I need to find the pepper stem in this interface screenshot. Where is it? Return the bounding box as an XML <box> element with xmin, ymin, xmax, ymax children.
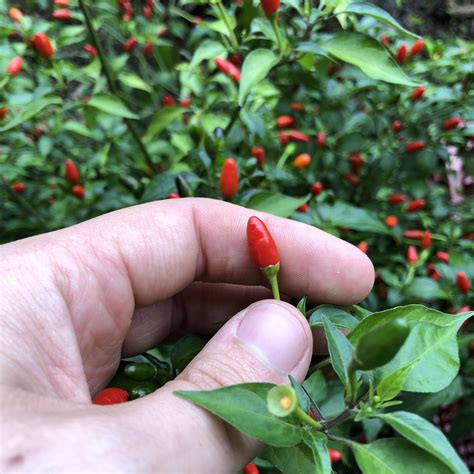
<box><xmin>270</xmin><ymin>15</ymin><xmax>283</xmax><ymax>53</ymax></box>
<box><xmin>295</xmin><ymin>406</ymin><xmax>322</xmax><ymax>429</ymax></box>
<box><xmin>261</xmin><ymin>263</ymin><xmax>281</xmax><ymax>300</ymax></box>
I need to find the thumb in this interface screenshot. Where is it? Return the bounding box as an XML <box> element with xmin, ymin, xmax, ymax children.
<box><xmin>121</xmin><ymin>300</ymin><xmax>313</xmax><ymax>473</ymax></box>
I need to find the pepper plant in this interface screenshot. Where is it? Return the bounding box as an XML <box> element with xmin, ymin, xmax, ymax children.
<box><xmin>1</xmin><ymin>0</ymin><xmax>473</xmax><ymax>472</ymax></box>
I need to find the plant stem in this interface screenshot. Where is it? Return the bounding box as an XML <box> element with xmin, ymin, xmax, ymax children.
<box><xmin>270</xmin><ymin>15</ymin><xmax>284</xmax><ymax>53</ymax></box>
<box><xmin>224</xmin><ymin>104</ymin><xmax>241</xmax><ymax>136</ymax></box>
<box><xmin>295</xmin><ymin>406</ymin><xmax>322</xmax><ymax>429</ymax></box>
<box><xmin>269</xmin><ymin>273</ymin><xmax>281</xmax><ymax>300</ymax></box>
<box><xmin>77</xmin><ymin>0</ymin><xmax>155</xmax><ymax>172</ymax></box>
<box><xmin>216</xmin><ymin>0</ymin><xmax>239</xmax><ymax>50</ymax></box>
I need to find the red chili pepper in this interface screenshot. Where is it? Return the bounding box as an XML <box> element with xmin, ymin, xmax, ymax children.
<box><xmin>443</xmin><ymin>117</ymin><xmax>462</xmax><ymax>131</ymax></box>
<box><xmin>276</xmin><ymin>115</ymin><xmax>294</xmax><ymax>129</ymax></box>
<box><xmin>32</xmin><ymin>33</ymin><xmax>54</xmax><ymax>59</ymax></box>
<box><xmin>411</xmin><ymin>86</ymin><xmax>425</xmax><ymax>102</ymax></box>
<box><xmin>92</xmin><ymin>387</ymin><xmax>129</xmax><ymax>405</ymax></box>
<box><xmin>403</xmin><ymin>230</ymin><xmax>424</xmax><ymax>239</ymax></box>
<box><xmin>297</xmin><ymin>203</ymin><xmax>309</xmax><ymax>213</ymax></box>
<box><xmin>6</xmin><ymin>56</ymin><xmax>22</xmax><ymax>76</ymax></box>
<box><xmin>380</xmin><ymin>35</ymin><xmax>390</xmax><ymax>46</ymax></box>
<box><xmin>395</xmin><ymin>44</ymin><xmax>407</xmax><ymax>64</ymax></box>
<box><xmin>247</xmin><ymin>216</ymin><xmax>280</xmax><ymax>268</ymax></box>
<box><xmin>124</xmin><ymin>37</ymin><xmax>138</xmax><ymax>53</ymax></box>
<box><xmin>316</xmin><ymin>132</ymin><xmax>326</xmax><ymax>148</ymax></box>
<box><xmin>349</xmin><ymin>152</ymin><xmax>364</xmax><ymax>172</ymax></box>
<box><xmin>214</xmin><ymin>56</ymin><xmax>241</xmax><ymax>82</ymax></box>
<box><xmin>229</xmin><ymin>53</ymin><xmax>241</xmax><ymax>66</ymax></box>
<box><xmin>12</xmin><ymin>182</ymin><xmax>25</xmax><ymax>193</ymax></box>
<box><xmin>72</xmin><ymin>184</ymin><xmax>85</xmax><ymax>199</ymax></box>
<box><xmin>406</xmin><ymin>199</ymin><xmax>426</xmax><ymax>212</ymax></box>
<box><xmin>220</xmin><ymin>158</ymin><xmax>239</xmax><ymax>198</ymax></box>
<box><xmin>293</xmin><ymin>153</ymin><xmax>311</xmax><ymax>169</ymax></box>
<box><xmin>55</xmin><ymin>0</ymin><xmax>69</xmax><ymax>6</ymax></box>
<box><xmin>385</xmin><ymin>215</ymin><xmax>398</xmax><ymax>228</ymax></box>
<box><xmin>167</xmin><ymin>192</ymin><xmax>180</xmax><ymax>199</ymax></box>
<box><xmin>410</xmin><ymin>39</ymin><xmax>424</xmax><ymax>56</ymax></box>
<box><xmin>391</xmin><ymin>120</ymin><xmax>401</xmax><ymax>133</ymax></box>
<box><xmin>329</xmin><ymin>449</ymin><xmax>342</xmax><ymax>464</ymax></box>
<box><xmin>84</xmin><ymin>44</ymin><xmax>97</xmax><ymax>57</ymax></box>
<box><xmin>9</xmin><ymin>7</ymin><xmax>23</xmax><ymax>21</ymax></box>
<box><xmin>143</xmin><ymin>5</ymin><xmax>152</xmax><ymax>19</ymax></box>
<box><xmin>344</xmin><ymin>173</ymin><xmax>359</xmax><ymax>186</ymax></box>
<box><xmin>405</xmin><ymin>141</ymin><xmax>425</xmax><ymax>153</ymax></box>
<box><xmin>427</xmin><ymin>264</ymin><xmax>441</xmax><ymax>281</ymax></box>
<box><xmin>457</xmin><ymin>306</ymin><xmax>471</xmax><ymax>314</ymax></box>
<box><xmin>243</xmin><ymin>463</ymin><xmax>259</xmax><ymax>474</ymax></box>
<box><xmin>436</xmin><ymin>251</ymin><xmax>449</xmax><ymax>263</ymax></box>
<box><xmin>456</xmin><ymin>272</ymin><xmax>470</xmax><ymax>294</ymax></box>
<box><xmin>311</xmin><ymin>181</ymin><xmax>324</xmax><ymax>196</ymax></box>
<box><xmin>278</xmin><ymin>132</ymin><xmax>290</xmax><ymax>146</ymax></box>
<box><xmin>357</xmin><ymin>241</ymin><xmax>368</xmax><ymax>254</ymax></box>
<box><xmin>291</xmin><ymin>101</ymin><xmax>305</xmax><ymax>112</ymax></box>
<box><xmin>407</xmin><ymin>245</ymin><xmax>418</xmax><ymax>265</ymax></box>
<box><xmin>0</xmin><ymin>106</ymin><xmax>9</xmax><ymax>120</ymax></box>
<box><xmin>260</xmin><ymin>0</ymin><xmax>280</xmax><ymax>15</ymax></box>
<box><xmin>251</xmin><ymin>146</ymin><xmax>265</xmax><ymax>167</ymax></box>
<box><xmin>65</xmin><ymin>159</ymin><xmax>80</xmax><ymax>184</ymax></box>
<box><xmin>144</xmin><ymin>41</ymin><xmax>153</xmax><ymax>57</ymax></box>
<box><xmin>194</xmin><ymin>16</ymin><xmax>203</xmax><ymax>25</ymax></box>
<box><xmin>388</xmin><ymin>193</ymin><xmax>406</xmax><ymax>204</ymax></box>
<box><xmin>161</xmin><ymin>94</ymin><xmax>176</xmax><ymax>107</ymax></box>
<box><xmin>421</xmin><ymin>230</ymin><xmax>431</xmax><ymax>249</ymax></box>
<box><xmin>179</xmin><ymin>98</ymin><xmax>191</xmax><ymax>108</ymax></box>
<box><xmin>288</xmin><ymin>130</ymin><xmax>310</xmax><ymax>142</ymax></box>
<box><xmin>52</xmin><ymin>9</ymin><xmax>71</xmax><ymax>20</ymax></box>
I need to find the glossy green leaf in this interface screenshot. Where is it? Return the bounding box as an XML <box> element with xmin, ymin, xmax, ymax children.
<box><xmin>353</xmin><ymin>438</ymin><xmax>452</xmax><ymax>474</ymax></box>
<box><xmin>143</xmin><ymin>106</ymin><xmax>184</xmax><ymax>143</ymax></box>
<box><xmin>171</xmin><ymin>335</ymin><xmax>208</xmax><ymax>372</ymax></box>
<box><xmin>88</xmin><ymin>94</ymin><xmax>139</xmax><ymax>119</ymax></box>
<box><xmin>118</xmin><ymin>73</ymin><xmax>153</xmax><ymax>92</ymax></box>
<box><xmin>374</xmin><ymin>411</ymin><xmax>468</xmax><ymax>474</ymax></box>
<box><xmin>302</xmin><ymin>431</ymin><xmax>331</xmax><ymax>474</ymax></box>
<box><xmin>238</xmin><ymin>49</ymin><xmax>279</xmax><ymax>106</ymax></box>
<box><xmin>245</xmin><ymin>192</ymin><xmax>308</xmax><ymax>218</ymax></box>
<box><xmin>175</xmin><ymin>383</ymin><xmax>302</xmax><ymax>446</ymax></box>
<box><xmin>321</xmin><ymin>33</ymin><xmax>420</xmax><ymax>86</ymax></box>
<box><xmin>288</xmin><ymin>375</ymin><xmax>310</xmax><ymax>414</ymax></box>
<box><xmin>376</xmin><ymin>364</ymin><xmax>412</xmax><ymax>401</ymax></box>
<box><xmin>346</xmin><ymin>3</ymin><xmax>420</xmax><ymax>38</ymax></box>
<box><xmin>190</xmin><ymin>40</ymin><xmax>227</xmax><ymax>69</ymax></box>
<box><xmin>309</xmin><ymin>305</ymin><xmax>359</xmax><ymax>330</ymax></box>
<box><xmin>303</xmin><ymin>370</ymin><xmax>328</xmax><ymax>405</ymax></box>
<box><xmin>321</xmin><ymin>316</ymin><xmax>353</xmax><ymax>385</ymax></box>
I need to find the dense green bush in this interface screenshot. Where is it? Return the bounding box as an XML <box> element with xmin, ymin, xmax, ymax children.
<box><xmin>1</xmin><ymin>1</ymin><xmax>473</xmax><ymax>472</ymax></box>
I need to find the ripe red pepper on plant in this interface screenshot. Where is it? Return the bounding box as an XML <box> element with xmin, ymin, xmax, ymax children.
<box><xmin>456</xmin><ymin>272</ymin><xmax>470</xmax><ymax>294</ymax></box>
<box><xmin>380</xmin><ymin>34</ymin><xmax>390</xmax><ymax>46</ymax></box>
<box><xmin>55</xmin><ymin>0</ymin><xmax>69</xmax><ymax>6</ymax></box>
<box><xmin>72</xmin><ymin>184</ymin><xmax>85</xmax><ymax>199</ymax></box>
<box><xmin>288</xmin><ymin>130</ymin><xmax>310</xmax><ymax>142</ymax></box>
<box><xmin>143</xmin><ymin>5</ymin><xmax>153</xmax><ymax>19</ymax></box>
<box><xmin>385</xmin><ymin>215</ymin><xmax>398</xmax><ymax>228</ymax></box>
<box><xmin>144</xmin><ymin>41</ymin><xmax>154</xmax><ymax>57</ymax></box>
<box><xmin>344</xmin><ymin>173</ymin><xmax>360</xmax><ymax>186</ymax></box>
<box><xmin>12</xmin><ymin>182</ymin><xmax>25</xmax><ymax>193</ymax></box>
<box><xmin>8</xmin><ymin>7</ymin><xmax>23</xmax><ymax>21</ymax></box>
<box><xmin>7</xmin><ymin>56</ymin><xmax>23</xmax><ymax>76</ymax></box>
<box><xmin>329</xmin><ymin>449</ymin><xmax>342</xmax><ymax>464</ymax></box>
<box><xmin>84</xmin><ymin>44</ymin><xmax>97</xmax><ymax>57</ymax></box>
<box><xmin>405</xmin><ymin>141</ymin><xmax>425</xmax><ymax>153</ymax></box>
<box><xmin>388</xmin><ymin>193</ymin><xmax>406</xmax><ymax>204</ymax></box>
<box><xmin>357</xmin><ymin>241</ymin><xmax>368</xmax><ymax>254</ymax></box>
<box><xmin>0</xmin><ymin>106</ymin><xmax>9</xmax><ymax>120</ymax></box>
<box><xmin>395</xmin><ymin>44</ymin><xmax>407</xmax><ymax>64</ymax></box>
<box><xmin>436</xmin><ymin>251</ymin><xmax>449</xmax><ymax>263</ymax></box>
<box><xmin>247</xmin><ymin>216</ymin><xmax>281</xmax><ymax>299</ymax></box>
<box><xmin>32</xmin><ymin>33</ymin><xmax>54</xmax><ymax>59</ymax></box>
<box><xmin>161</xmin><ymin>94</ymin><xmax>176</xmax><ymax>107</ymax></box>
<box><xmin>403</xmin><ymin>230</ymin><xmax>424</xmax><ymax>239</ymax></box>
<box><xmin>65</xmin><ymin>159</ymin><xmax>80</xmax><ymax>184</ymax></box>
<box><xmin>214</xmin><ymin>56</ymin><xmax>241</xmax><ymax>82</ymax></box>
<box><xmin>349</xmin><ymin>152</ymin><xmax>364</xmax><ymax>172</ymax></box>
<box><xmin>410</xmin><ymin>39</ymin><xmax>425</xmax><ymax>56</ymax></box>
<box><xmin>124</xmin><ymin>37</ymin><xmax>138</xmax><ymax>53</ymax></box>
<box><xmin>316</xmin><ymin>132</ymin><xmax>326</xmax><ymax>148</ymax></box>
<box><xmin>167</xmin><ymin>193</ymin><xmax>180</xmax><ymax>199</ymax></box>
<box><xmin>52</xmin><ymin>9</ymin><xmax>71</xmax><ymax>21</ymax></box>
<box><xmin>421</xmin><ymin>230</ymin><xmax>431</xmax><ymax>249</ymax></box>
<box><xmin>311</xmin><ymin>181</ymin><xmax>324</xmax><ymax>196</ymax></box>
<box><xmin>276</xmin><ymin>115</ymin><xmax>294</xmax><ymax>129</ymax></box>
<box><xmin>297</xmin><ymin>203</ymin><xmax>309</xmax><ymax>213</ymax></box>
<box><xmin>443</xmin><ymin>117</ymin><xmax>462</xmax><ymax>130</ymax></box>
<box><xmin>92</xmin><ymin>387</ymin><xmax>129</xmax><ymax>405</ymax></box>
<box><xmin>407</xmin><ymin>245</ymin><xmax>418</xmax><ymax>265</ymax></box>
<box><xmin>293</xmin><ymin>153</ymin><xmax>311</xmax><ymax>169</ymax></box>
<box><xmin>220</xmin><ymin>158</ymin><xmax>239</xmax><ymax>198</ymax></box>
<box><xmin>391</xmin><ymin>120</ymin><xmax>401</xmax><ymax>133</ymax></box>
<box><xmin>260</xmin><ymin>0</ymin><xmax>280</xmax><ymax>15</ymax></box>
<box><xmin>411</xmin><ymin>86</ymin><xmax>425</xmax><ymax>102</ymax></box>
<box><xmin>251</xmin><ymin>146</ymin><xmax>265</xmax><ymax>167</ymax></box>
<box><xmin>243</xmin><ymin>463</ymin><xmax>259</xmax><ymax>474</ymax></box>
<box><xmin>291</xmin><ymin>101</ymin><xmax>305</xmax><ymax>112</ymax></box>
<box><xmin>406</xmin><ymin>199</ymin><xmax>426</xmax><ymax>212</ymax></box>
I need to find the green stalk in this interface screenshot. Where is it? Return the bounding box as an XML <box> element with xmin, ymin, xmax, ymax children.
<box><xmin>270</xmin><ymin>15</ymin><xmax>283</xmax><ymax>53</ymax></box>
<box><xmin>216</xmin><ymin>0</ymin><xmax>239</xmax><ymax>50</ymax></box>
<box><xmin>268</xmin><ymin>273</ymin><xmax>281</xmax><ymax>301</ymax></box>
<box><xmin>295</xmin><ymin>406</ymin><xmax>322</xmax><ymax>429</ymax></box>
<box><xmin>77</xmin><ymin>0</ymin><xmax>155</xmax><ymax>172</ymax></box>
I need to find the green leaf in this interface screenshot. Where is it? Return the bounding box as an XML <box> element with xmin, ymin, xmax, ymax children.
<box><xmin>88</xmin><ymin>93</ymin><xmax>139</xmax><ymax>119</ymax></box>
<box><xmin>349</xmin><ymin>305</ymin><xmax>473</xmax><ymax>393</ymax></box>
<box><xmin>244</xmin><ymin>192</ymin><xmax>308</xmax><ymax>218</ymax></box>
<box><xmin>0</xmin><ymin>97</ymin><xmax>62</xmax><ymax>132</ymax></box>
<box><xmin>303</xmin><ymin>370</ymin><xmax>328</xmax><ymax>405</ymax></box>
<box><xmin>346</xmin><ymin>3</ymin><xmax>420</xmax><ymax>38</ymax></box>
<box><xmin>175</xmin><ymin>383</ymin><xmax>302</xmax><ymax>446</ymax></box>
<box><xmin>295</xmin><ymin>42</ymin><xmax>333</xmax><ymax>61</ymax></box>
<box><xmin>143</xmin><ymin>106</ymin><xmax>184</xmax><ymax>143</ymax></box>
<box><xmin>288</xmin><ymin>375</ymin><xmax>310</xmax><ymax>414</ymax></box>
<box><xmin>141</xmin><ymin>172</ymin><xmax>200</xmax><ymax>202</ymax></box>
<box><xmin>62</xmin><ymin>121</ymin><xmax>98</xmax><ymax>139</ymax></box>
<box><xmin>238</xmin><ymin>49</ymin><xmax>279</xmax><ymax>106</ymax></box>
<box><xmin>404</xmin><ymin>277</ymin><xmax>448</xmax><ymax>301</ymax></box>
<box><xmin>118</xmin><ymin>73</ymin><xmax>153</xmax><ymax>93</ymax></box>
<box><xmin>309</xmin><ymin>305</ymin><xmax>360</xmax><ymax>330</ymax></box>
<box><xmin>263</xmin><ymin>432</ymin><xmax>330</xmax><ymax>474</ymax></box>
<box><xmin>321</xmin><ymin>316</ymin><xmax>353</xmax><ymax>385</ymax></box>
<box><xmin>321</xmin><ymin>32</ymin><xmax>420</xmax><ymax>86</ymax></box>
<box><xmin>374</xmin><ymin>412</ymin><xmax>468</xmax><ymax>474</ymax></box>
<box><xmin>353</xmin><ymin>438</ymin><xmax>452</xmax><ymax>474</ymax></box>
<box><xmin>171</xmin><ymin>335</ymin><xmax>208</xmax><ymax>372</ymax></box>
<box><xmin>376</xmin><ymin>364</ymin><xmax>412</xmax><ymax>401</ymax></box>
<box><xmin>190</xmin><ymin>40</ymin><xmax>227</xmax><ymax>69</ymax></box>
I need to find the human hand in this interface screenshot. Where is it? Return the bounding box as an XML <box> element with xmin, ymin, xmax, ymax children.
<box><xmin>0</xmin><ymin>198</ymin><xmax>373</xmax><ymax>473</ymax></box>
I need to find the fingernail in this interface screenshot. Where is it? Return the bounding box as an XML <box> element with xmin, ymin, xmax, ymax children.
<box><xmin>236</xmin><ymin>301</ymin><xmax>308</xmax><ymax>374</ymax></box>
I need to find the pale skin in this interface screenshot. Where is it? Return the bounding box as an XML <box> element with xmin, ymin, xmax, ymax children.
<box><xmin>0</xmin><ymin>198</ymin><xmax>374</xmax><ymax>473</ymax></box>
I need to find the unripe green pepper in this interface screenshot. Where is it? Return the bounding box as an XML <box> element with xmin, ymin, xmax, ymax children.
<box><xmin>351</xmin><ymin>318</ymin><xmax>410</xmax><ymax>370</ymax></box>
<box><xmin>129</xmin><ymin>382</ymin><xmax>158</xmax><ymax>399</ymax></box>
<box><xmin>124</xmin><ymin>362</ymin><xmax>158</xmax><ymax>381</ymax></box>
